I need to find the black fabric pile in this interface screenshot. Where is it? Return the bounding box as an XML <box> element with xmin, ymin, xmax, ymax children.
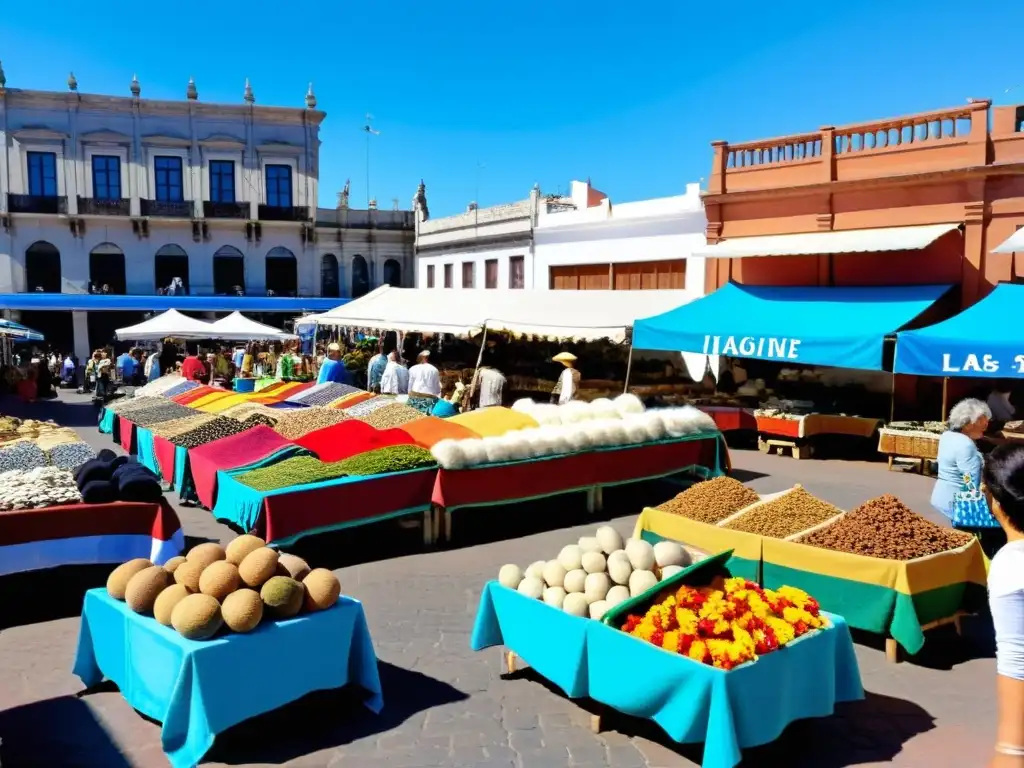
<box><xmin>74</xmin><ymin>449</ymin><xmax>163</xmax><ymax>504</ymax></box>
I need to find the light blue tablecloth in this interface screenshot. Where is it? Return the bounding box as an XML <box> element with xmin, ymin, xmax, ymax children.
<box><xmin>98</xmin><ymin>408</ymin><xmax>114</xmax><ymax>434</ymax></box>
<box><xmin>173</xmin><ymin>446</ymin><xmax>188</xmax><ymax>493</ymax></box>
<box><xmin>471</xmin><ymin>582</ymin><xmax>863</xmax><ymax>768</ymax></box>
<box><xmin>74</xmin><ymin>589</ymin><xmax>383</xmax><ymax>768</ymax></box>
<box><xmin>135</xmin><ymin>427</ymin><xmax>161</xmax><ymax>479</ymax></box>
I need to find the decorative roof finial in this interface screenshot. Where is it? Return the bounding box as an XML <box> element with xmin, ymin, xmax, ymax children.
<box><xmin>67</xmin><ymin>72</ymin><xmax>78</xmax><ymax>92</ymax></box>
<box><xmin>130</xmin><ymin>74</ymin><xmax>140</xmax><ymax>98</ymax></box>
<box><xmin>0</xmin><ymin>61</ymin><xmax>6</xmax><ymax>89</ymax></box>
<box><xmin>186</xmin><ymin>77</ymin><xmax>198</xmax><ymax>100</ymax></box>
<box><xmin>243</xmin><ymin>78</ymin><xmax>254</xmax><ymax>104</ymax></box>
<box><xmin>413</xmin><ymin>179</ymin><xmax>429</xmax><ymax>220</ymax></box>
<box><xmin>305</xmin><ymin>82</ymin><xmax>316</xmax><ymax>109</ymax></box>
<box><xmin>368</xmin><ymin>198</ymin><xmax>378</xmax><ymax>210</ymax></box>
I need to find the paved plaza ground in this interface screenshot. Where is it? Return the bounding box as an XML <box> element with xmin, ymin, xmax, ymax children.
<box><xmin>0</xmin><ymin>392</ymin><xmax>998</xmax><ymax>767</ymax></box>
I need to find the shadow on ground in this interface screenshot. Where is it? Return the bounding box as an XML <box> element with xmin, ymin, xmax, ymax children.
<box><xmin>0</xmin><ymin>394</ymin><xmax>104</xmax><ymax>429</ymax></box>
<box><xmin>851</xmin><ymin>620</ymin><xmax>995</xmax><ymax>670</ymax></box>
<box><xmin>0</xmin><ymin>695</ymin><xmax>133</xmax><ymax>767</ymax></box>
<box><xmin>205</xmin><ymin>661</ymin><xmax>468</xmax><ymax>764</ymax></box>
<box><xmin>0</xmin><ymin>564</ymin><xmax>111</xmax><ymax>629</ymax></box>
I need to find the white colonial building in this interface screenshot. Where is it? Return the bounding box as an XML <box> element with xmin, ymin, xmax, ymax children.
<box><xmin>0</xmin><ymin>65</ymin><xmax>413</xmax><ymax>359</ymax></box>
<box><xmin>413</xmin><ymin>179</ymin><xmax>707</xmax><ymax>294</ymax></box>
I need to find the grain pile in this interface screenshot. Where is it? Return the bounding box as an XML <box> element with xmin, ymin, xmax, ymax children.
<box><xmin>342</xmin><ymin>396</ymin><xmax>394</xmax><ymax>418</ymax></box>
<box><xmin>149</xmin><ymin>413</ymin><xmax>219</xmax><ymax>438</ymax></box>
<box><xmin>161</xmin><ymin>380</ymin><xmax>202</xmax><ymax>398</ymax></box>
<box><xmin>334</xmin><ymin>444</ymin><xmax>435</xmax><ymax>476</ymax></box>
<box><xmin>235</xmin><ymin>456</ymin><xmax>347</xmax><ymax>491</ymax></box>
<box><xmin>0</xmin><ymin>466</ymin><xmax>81</xmax><ymax>510</ymax></box>
<box><xmin>272</xmin><ymin>408</ymin><xmax>350</xmax><ymax>440</ymax></box>
<box><xmin>47</xmin><ymin>442</ymin><xmax>96</xmax><ymax>471</ymax></box>
<box><xmin>358</xmin><ymin>402</ymin><xmax>424</xmax><ymax>429</ymax></box>
<box><xmin>328</xmin><ymin>391</ymin><xmax>374</xmax><ymax>409</ymax></box>
<box><xmin>34</xmin><ymin>428</ymin><xmax>81</xmax><ymax>450</ymax></box>
<box><xmin>220</xmin><ymin>403</ymin><xmax>278</xmax><ymax>421</ymax></box>
<box><xmin>723</xmin><ymin>486</ymin><xmax>841</xmax><ymax>538</ymax></box>
<box><xmin>656</xmin><ymin>476</ymin><xmax>760</xmax><ymax>523</ymax></box>
<box><xmin>294</xmin><ymin>383</ymin><xmax>362</xmax><ymax>407</ymax></box>
<box><xmin>0</xmin><ymin>440</ymin><xmax>48</xmax><ymax>472</ymax></box>
<box><xmin>800</xmin><ymin>494</ymin><xmax>974</xmax><ymax>560</ymax></box>
<box><xmin>171</xmin><ymin>418</ymin><xmax>251</xmax><ymax>449</ymax></box>
<box><xmin>240</xmin><ymin>413</ymin><xmax>278</xmax><ymax>429</ymax></box>
<box><xmin>127</xmin><ymin>403</ymin><xmax>198</xmax><ymax>428</ymax></box>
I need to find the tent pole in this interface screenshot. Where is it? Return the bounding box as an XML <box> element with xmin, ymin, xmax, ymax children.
<box><xmin>941</xmin><ymin>376</ymin><xmax>948</xmax><ymax>422</ymax></box>
<box><xmin>467</xmin><ymin>325</ymin><xmax>488</xmax><ymax>409</ymax></box>
<box><xmin>889</xmin><ymin>372</ymin><xmax>896</xmax><ymax>424</ymax></box>
<box><xmin>623</xmin><ymin>344</ymin><xmax>635</xmax><ymax>395</ymax></box>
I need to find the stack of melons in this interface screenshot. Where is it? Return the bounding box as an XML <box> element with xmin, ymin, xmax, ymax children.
<box><xmin>496</xmin><ymin>525</ymin><xmax>693</xmax><ymax>620</ymax></box>
<box><xmin>105</xmin><ymin>534</ymin><xmax>343</xmax><ymax>640</ymax></box>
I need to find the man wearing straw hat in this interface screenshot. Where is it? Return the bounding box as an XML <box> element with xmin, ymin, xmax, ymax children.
<box><xmin>550</xmin><ymin>351</ymin><xmax>580</xmax><ymax>404</ymax></box>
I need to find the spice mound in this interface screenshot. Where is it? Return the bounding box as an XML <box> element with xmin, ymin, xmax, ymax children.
<box><xmin>657</xmin><ymin>476</ymin><xmax>759</xmax><ymax>524</ymax></box>
<box><xmin>723</xmin><ymin>486</ymin><xmax>840</xmax><ymax>539</ymax></box>
<box><xmin>235</xmin><ymin>456</ymin><xmax>346</xmax><ymax>491</ymax></box>
<box><xmin>800</xmin><ymin>494</ymin><xmax>974</xmax><ymax>560</ymax></box>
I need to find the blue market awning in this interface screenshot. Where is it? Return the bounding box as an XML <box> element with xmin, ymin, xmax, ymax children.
<box><xmin>896</xmin><ymin>283</ymin><xmax>1024</xmax><ymax>378</ymax></box>
<box><xmin>0</xmin><ymin>318</ymin><xmax>44</xmax><ymax>342</ymax></box>
<box><xmin>633</xmin><ymin>282</ymin><xmax>952</xmax><ymax>371</ymax></box>
<box><xmin>0</xmin><ymin>293</ymin><xmax>346</xmax><ymax>313</ymax></box>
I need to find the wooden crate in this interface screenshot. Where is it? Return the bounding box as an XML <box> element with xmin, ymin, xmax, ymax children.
<box><xmin>878</xmin><ymin>431</ymin><xmax>939</xmax><ymax>460</ymax></box>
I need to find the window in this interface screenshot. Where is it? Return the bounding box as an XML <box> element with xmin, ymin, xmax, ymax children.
<box><xmin>485</xmin><ymin>259</ymin><xmax>498</xmax><ymax>289</ymax></box>
<box><xmin>462</xmin><ymin>262</ymin><xmax>475</xmax><ymax>289</ymax></box>
<box><xmin>443</xmin><ymin>264</ymin><xmax>453</xmax><ymax>288</ymax></box>
<box><xmin>209</xmin><ymin>160</ymin><xmax>235</xmax><ymax>203</ymax></box>
<box><xmin>27</xmin><ymin>152</ymin><xmax>57</xmax><ymax>197</ymax></box>
<box><xmin>154</xmin><ymin>156</ymin><xmax>184</xmax><ymax>202</ymax></box>
<box><xmin>266</xmin><ymin>165</ymin><xmax>292</xmax><ymax>207</ymax></box>
<box><xmin>91</xmin><ymin>156</ymin><xmax>121</xmax><ymax>200</ymax></box>
<box><xmin>509</xmin><ymin>256</ymin><xmax>525</xmax><ymax>289</ymax></box>
<box><xmin>426</xmin><ymin>265</ymin><xmax>435</xmax><ymax>288</ymax></box>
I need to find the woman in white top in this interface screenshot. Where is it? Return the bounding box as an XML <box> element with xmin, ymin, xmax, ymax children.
<box><xmin>982</xmin><ymin>443</ymin><xmax>1024</xmax><ymax>766</ymax></box>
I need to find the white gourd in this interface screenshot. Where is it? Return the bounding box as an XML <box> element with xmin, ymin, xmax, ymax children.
<box><xmin>578</xmin><ymin>536</ymin><xmax>602</xmax><ymax>554</ymax></box>
<box><xmin>584</xmin><ymin>572</ymin><xmax>611</xmax><ymax>603</ymax></box>
<box><xmin>525</xmin><ymin>560</ymin><xmax>546</xmax><ymax>581</ymax></box>
<box><xmin>625</xmin><ymin>538</ymin><xmax>656</xmax><ymax>571</ymax></box>
<box><xmin>629</xmin><ymin>569</ymin><xmax>658</xmax><ymax>597</ymax></box>
<box><xmin>589</xmin><ymin>600</ymin><xmax>610</xmax><ymax>620</ymax></box>
<box><xmin>543</xmin><ymin>586</ymin><xmax>567</xmax><ymax>608</ymax></box>
<box><xmin>562</xmin><ymin>592</ymin><xmax>589</xmax><ymax>617</ymax></box>
<box><xmin>581</xmin><ymin>551</ymin><xmax>607</xmax><ymax>574</ymax></box>
<box><xmin>558</xmin><ymin>544</ymin><xmax>583</xmax><ymax>571</ymax></box>
<box><xmin>660</xmin><ymin>565</ymin><xmax>683</xmax><ymax>580</ymax></box>
<box><xmin>563</xmin><ymin>568</ymin><xmax>587</xmax><ymax>593</ymax></box>
<box><xmin>517</xmin><ymin>576</ymin><xmax>544</xmax><ymax>599</ymax></box>
<box><xmin>595</xmin><ymin>526</ymin><xmax>624</xmax><ymax>555</ymax></box>
<box><xmin>654</xmin><ymin>541</ymin><xmax>688</xmax><ymax>568</ymax></box>
<box><xmin>498</xmin><ymin>564</ymin><xmax>523</xmax><ymax>589</ymax></box>
<box><xmin>606</xmin><ymin>585</ymin><xmax>630</xmax><ymax>607</ymax></box>
<box><xmin>607</xmin><ymin>553</ymin><xmax>632</xmax><ymax>586</ymax></box>
<box><xmin>542</xmin><ymin>560</ymin><xmax>567</xmax><ymax>588</ymax></box>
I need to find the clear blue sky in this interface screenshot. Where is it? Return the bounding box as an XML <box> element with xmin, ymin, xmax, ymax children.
<box><xmin>0</xmin><ymin>1</ymin><xmax>1019</xmax><ymax>217</ymax></box>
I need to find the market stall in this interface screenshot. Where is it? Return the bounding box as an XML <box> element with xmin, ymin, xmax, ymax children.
<box><xmin>877</xmin><ymin>421</ymin><xmax>944</xmax><ymax>472</ymax></box>
<box><xmin>633</xmin><ymin>283</ymin><xmax>952</xmax><ymax>459</ymax></box>
<box><xmin>114</xmin><ymin>309</ymin><xmax>216</xmax><ymax>341</ymax></box>
<box><xmin>633</xmin><ymin>477</ymin><xmax>986</xmax><ymax>660</ymax></box>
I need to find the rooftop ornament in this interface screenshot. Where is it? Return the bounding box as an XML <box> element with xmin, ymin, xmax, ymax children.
<box><xmin>305</xmin><ymin>82</ymin><xmax>316</xmax><ymax>109</ymax></box>
<box><xmin>0</xmin><ymin>60</ymin><xmax>6</xmax><ymax>88</ymax></box>
<box><xmin>187</xmin><ymin>77</ymin><xmax>198</xmax><ymax>100</ymax></box>
<box><xmin>130</xmin><ymin>73</ymin><xmax>140</xmax><ymax>98</ymax></box>
<box><xmin>243</xmin><ymin>78</ymin><xmax>254</xmax><ymax>104</ymax></box>
<box><xmin>67</xmin><ymin>72</ymin><xmax>78</xmax><ymax>92</ymax></box>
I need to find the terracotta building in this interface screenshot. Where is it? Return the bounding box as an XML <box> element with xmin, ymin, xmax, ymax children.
<box><xmin>699</xmin><ymin>98</ymin><xmax>1024</xmax><ymax>309</ymax></box>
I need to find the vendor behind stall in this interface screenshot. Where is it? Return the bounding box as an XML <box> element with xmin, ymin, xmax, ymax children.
<box><xmin>989</xmin><ymin>381</ymin><xmax>1017</xmax><ymax>423</ymax></box>
<box><xmin>550</xmin><ymin>352</ymin><xmax>580</xmax><ymax>404</ymax></box>
<box><xmin>181</xmin><ymin>349</ymin><xmax>206</xmax><ymax>382</ymax></box>
<box><xmin>317</xmin><ymin>343</ymin><xmax>352</xmax><ymax>384</ymax></box>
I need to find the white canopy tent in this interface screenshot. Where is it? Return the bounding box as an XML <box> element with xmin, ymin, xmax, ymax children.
<box><xmin>208</xmin><ymin>312</ymin><xmax>298</xmax><ymax>341</ymax></box>
<box><xmin>114</xmin><ymin>309</ymin><xmax>215</xmax><ymax>341</ymax></box>
<box><xmin>310</xmin><ymin>286</ymin><xmax>698</xmax><ymax>343</ymax></box>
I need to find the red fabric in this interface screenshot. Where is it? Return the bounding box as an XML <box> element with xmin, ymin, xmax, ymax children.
<box><xmin>432</xmin><ymin>436</ymin><xmax>723</xmax><ymax>510</ymax></box>
<box><xmin>756</xmin><ymin>416</ymin><xmax>801</xmax><ymax>438</ymax></box>
<box><xmin>118</xmin><ymin>416</ymin><xmax>134</xmax><ymax>453</ymax></box>
<box><xmin>698</xmin><ymin>406</ymin><xmax>757</xmax><ymax>433</ymax></box>
<box><xmin>153</xmin><ymin>435</ymin><xmax>177</xmax><ymax>481</ymax></box>
<box><xmin>181</xmin><ymin>356</ymin><xmax>207</xmax><ymax>381</ymax></box>
<box><xmin>173</xmin><ymin>386</ymin><xmax>217</xmax><ymax>404</ymax></box>
<box><xmin>17</xmin><ymin>379</ymin><xmax>37</xmax><ymax>402</ymax></box>
<box><xmin>0</xmin><ymin>499</ymin><xmax>181</xmax><ymax>546</ymax></box>
<box><xmin>189</xmin><ymin>426</ymin><xmax>298</xmax><ymax>509</ymax></box>
<box><xmin>261</xmin><ymin>468</ymin><xmax>436</xmax><ymax>543</ymax></box>
<box><xmin>293</xmin><ymin>421</ymin><xmax>415</xmax><ymax>463</ymax></box>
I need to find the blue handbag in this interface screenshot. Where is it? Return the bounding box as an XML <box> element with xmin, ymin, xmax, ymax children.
<box><xmin>951</xmin><ymin>473</ymin><xmax>1000</xmax><ymax>528</ymax></box>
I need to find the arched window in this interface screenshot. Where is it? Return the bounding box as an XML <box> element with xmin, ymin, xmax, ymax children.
<box><xmin>321</xmin><ymin>254</ymin><xmax>340</xmax><ymax>298</ymax></box>
<box><xmin>265</xmin><ymin>246</ymin><xmax>297</xmax><ymax>296</ymax></box>
<box><xmin>383</xmin><ymin>258</ymin><xmax>401</xmax><ymax>287</ymax></box>
<box><xmin>89</xmin><ymin>242</ymin><xmax>126</xmax><ymax>294</ymax></box>
<box><xmin>154</xmin><ymin>244</ymin><xmax>189</xmax><ymax>295</ymax></box>
<box><xmin>213</xmin><ymin>245</ymin><xmax>245</xmax><ymax>295</ymax></box>
<box><xmin>24</xmin><ymin>241</ymin><xmax>61</xmax><ymax>293</ymax></box>
<box><xmin>351</xmin><ymin>255</ymin><xmax>369</xmax><ymax>298</ymax></box>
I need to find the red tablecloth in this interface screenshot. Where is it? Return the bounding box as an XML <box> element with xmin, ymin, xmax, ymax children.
<box><xmin>0</xmin><ymin>499</ymin><xmax>184</xmax><ymax>576</ymax></box>
<box><xmin>189</xmin><ymin>426</ymin><xmax>301</xmax><ymax>510</ymax></box>
<box><xmin>756</xmin><ymin>416</ymin><xmax>802</xmax><ymax>439</ymax></box>
<box><xmin>293</xmin><ymin>421</ymin><xmax>415</xmax><ymax>463</ymax></box>
<box><xmin>260</xmin><ymin>468</ymin><xmax>437</xmax><ymax>544</ymax></box>
<box><xmin>118</xmin><ymin>416</ymin><xmax>134</xmax><ymax>453</ymax></box>
<box><xmin>432</xmin><ymin>434</ymin><xmax>724</xmax><ymax>511</ymax></box>
<box><xmin>698</xmin><ymin>406</ymin><xmax>757</xmax><ymax>433</ymax></box>
<box><xmin>172</xmin><ymin>386</ymin><xmax>219</xmax><ymax>404</ymax></box>
<box><xmin>153</xmin><ymin>435</ymin><xmax>178</xmax><ymax>483</ymax></box>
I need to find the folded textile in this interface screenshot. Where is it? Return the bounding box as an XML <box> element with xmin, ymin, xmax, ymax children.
<box><xmin>81</xmin><ymin>479</ymin><xmax>117</xmax><ymax>504</ymax></box>
<box><xmin>116</xmin><ymin>471</ymin><xmax>162</xmax><ymax>503</ymax></box>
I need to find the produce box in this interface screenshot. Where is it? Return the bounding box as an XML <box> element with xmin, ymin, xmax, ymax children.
<box><xmin>754</xmin><ymin>414</ymin><xmax>803</xmax><ymax>438</ymax></box>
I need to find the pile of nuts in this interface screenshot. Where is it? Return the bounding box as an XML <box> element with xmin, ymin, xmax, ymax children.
<box><xmin>800</xmin><ymin>494</ymin><xmax>974</xmax><ymax>560</ymax></box>
<box><xmin>657</xmin><ymin>476</ymin><xmax>760</xmax><ymax>524</ymax></box>
<box><xmin>723</xmin><ymin>486</ymin><xmax>841</xmax><ymax>538</ymax></box>
<box><xmin>0</xmin><ymin>440</ymin><xmax>48</xmax><ymax>473</ymax></box>
<box><xmin>0</xmin><ymin>466</ymin><xmax>81</xmax><ymax>510</ymax></box>
<box><xmin>235</xmin><ymin>456</ymin><xmax>345</xmax><ymax>491</ymax></box>
<box><xmin>272</xmin><ymin>408</ymin><xmax>350</xmax><ymax>440</ymax></box>
<box><xmin>171</xmin><ymin>417</ymin><xmax>250</xmax><ymax>449</ymax></box>
<box><xmin>127</xmin><ymin>403</ymin><xmax>198</xmax><ymax>428</ymax></box>
<box><xmin>358</xmin><ymin>403</ymin><xmax>425</xmax><ymax>430</ymax></box>
<box><xmin>342</xmin><ymin>396</ymin><xmax>394</xmax><ymax>418</ymax></box>
<box><xmin>150</xmin><ymin>413</ymin><xmax>219</xmax><ymax>438</ymax></box>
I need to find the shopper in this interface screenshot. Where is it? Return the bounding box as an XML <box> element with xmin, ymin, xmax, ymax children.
<box><xmin>317</xmin><ymin>343</ymin><xmax>352</xmax><ymax>384</ymax></box>
<box><xmin>380</xmin><ymin>350</ymin><xmax>409</xmax><ymax>395</ymax></box>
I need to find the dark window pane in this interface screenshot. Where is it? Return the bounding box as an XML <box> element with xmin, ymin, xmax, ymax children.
<box><xmin>92</xmin><ymin>156</ymin><xmax>121</xmax><ymax>200</ymax></box>
<box><xmin>210</xmin><ymin>160</ymin><xmax>235</xmax><ymax>203</ymax></box>
<box><xmin>154</xmin><ymin>156</ymin><xmax>184</xmax><ymax>202</ymax></box>
<box><xmin>27</xmin><ymin>152</ymin><xmax>58</xmax><ymax>197</ymax></box>
<box><xmin>266</xmin><ymin>165</ymin><xmax>292</xmax><ymax>207</ymax></box>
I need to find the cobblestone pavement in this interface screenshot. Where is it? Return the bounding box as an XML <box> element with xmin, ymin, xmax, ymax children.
<box><xmin>0</xmin><ymin>393</ymin><xmax>997</xmax><ymax>767</ymax></box>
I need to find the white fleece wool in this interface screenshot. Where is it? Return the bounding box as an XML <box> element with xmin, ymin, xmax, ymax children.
<box><xmin>622</xmin><ymin>416</ymin><xmax>649</xmax><ymax>444</ymax></box>
<box><xmin>531</xmin><ymin>404</ymin><xmax>563</xmax><ymax>426</ymax></box>
<box><xmin>511</xmin><ymin>398</ymin><xmax>537</xmax><ymax>413</ymax></box>
<box><xmin>602</xmin><ymin>421</ymin><xmax>628</xmax><ymax>446</ymax></box>
<box><xmin>482</xmin><ymin>436</ymin><xmax>511</xmax><ymax>464</ymax></box>
<box><xmin>431</xmin><ymin>439</ymin><xmax>467</xmax><ymax>470</ymax></box>
<box><xmin>640</xmin><ymin>412</ymin><xmax>667</xmax><ymax>441</ymax></box>
<box><xmin>563</xmin><ymin>423</ymin><xmax>594</xmax><ymax>452</ymax></box>
<box><xmin>589</xmin><ymin>398</ymin><xmax>620</xmax><ymax>421</ymax></box>
<box><xmin>460</xmin><ymin>438</ymin><xmax>489</xmax><ymax>467</ymax></box>
<box><xmin>559</xmin><ymin>400</ymin><xmax>593</xmax><ymax>425</ymax></box>
<box><xmin>613</xmin><ymin>393</ymin><xmax>645</xmax><ymax>417</ymax></box>
<box><xmin>503</xmin><ymin>432</ymin><xmax>534</xmax><ymax>461</ymax></box>
<box><xmin>678</xmin><ymin>405</ymin><xmax>718</xmax><ymax>433</ymax></box>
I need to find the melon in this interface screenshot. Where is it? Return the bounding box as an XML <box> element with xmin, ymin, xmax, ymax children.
<box><xmin>589</xmin><ymin>600</ymin><xmax>610</xmax><ymax>620</ymax></box>
<box><xmin>173</xmin><ymin>560</ymin><xmax>204</xmax><ymax>593</ymax></box>
<box><xmin>185</xmin><ymin>542</ymin><xmax>226</xmax><ymax>571</ymax></box>
<box><xmin>302</xmin><ymin>569</ymin><xmax>341</xmax><ymax>612</ymax></box>
<box><xmin>124</xmin><ymin>566</ymin><xmax>170</xmax><ymax>614</ymax></box>
<box><xmin>517</xmin><ymin>576</ymin><xmax>544</xmax><ymax>599</ymax></box>
<box><xmin>162</xmin><ymin>556</ymin><xmax>186</xmax><ymax>574</ymax></box>
<box><xmin>596</xmin><ymin>526</ymin><xmax>624</xmax><ymax>555</ymax></box>
<box><xmin>606</xmin><ymin>585</ymin><xmax>630</xmax><ymax>608</ymax></box>
<box><xmin>581</xmin><ymin>551</ymin><xmax>606</xmax><ymax>575</ymax></box>
<box><xmin>260</xmin><ymin>576</ymin><xmax>305</xmax><ymax>619</ymax></box>
<box><xmin>654</xmin><ymin>541</ymin><xmax>688</xmax><ymax>568</ymax></box>
<box><xmin>629</xmin><ymin>569</ymin><xmax>658</xmax><ymax>597</ymax></box>
<box><xmin>625</xmin><ymin>539</ymin><xmax>656</xmax><ymax>571</ymax></box>
<box><xmin>221</xmin><ymin>589</ymin><xmax>263</xmax><ymax>633</ymax></box>
<box><xmin>106</xmin><ymin>558</ymin><xmax>152</xmax><ymax>600</ymax></box>
<box><xmin>198</xmin><ymin>561</ymin><xmax>241</xmax><ymax>601</ymax></box>
<box><xmin>498</xmin><ymin>564</ymin><xmax>523</xmax><ymax>589</ymax></box>
<box><xmin>154</xmin><ymin>583</ymin><xmax>191</xmax><ymax>626</ymax></box>
<box><xmin>225</xmin><ymin>534</ymin><xmax>266</xmax><ymax>566</ymax></box>
<box><xmin>563</xmin><ymin>568</ymin><xmax>587</xmax><ymax>593</ymax></box>
<box><xmin>277</xmin><ymin>553</ymin><xmax>311</xmax><ymax>581</ymax></box>
<box><xmin>542</xmin><ymin>560</ymin><xmax>567</xmax><ymax>588</ymax></box>
<box><xmin>557</xmin><ymin>544</ymin><xmax>583</xmax><ymax>571</ymax></box>
<box><xmin>542</xmin><ymin>586</ymin><xmax>567</xmax><ymax>608</ymax></box>
<box><xmin>238</xmin><ymin>547</ymin><xmax>280</xmax><ymax>588</ymax></box>
<box><xmin>562</xmin><ymin>593</ymin><xmax>589</xmax><ymax>617</ymax></box>
<box><xmin>171</xmin><ymin>593</ymin><xmax>223</xmax><ymax>640</ymax></box>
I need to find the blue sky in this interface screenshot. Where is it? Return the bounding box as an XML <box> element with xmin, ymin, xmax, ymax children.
<box><xmin>0</xmin><ymin>1</ymin><xmax>1020</xmax><ymax>217</ymax></box>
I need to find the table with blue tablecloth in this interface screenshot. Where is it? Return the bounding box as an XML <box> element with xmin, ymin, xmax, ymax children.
<box><xmin>471</xmin><ymin>582</ymin><xmax>863</xmax><ymax>768</ymax></box>
<box><xmin>98</xmin><ymin>407</ymin><xmax>115</xmax><ymax>434</ymax></box>
<box><xmin>135</xmin><ymin>427</ymin><xmax>161</xmax><ymax>479</ymax></box>
<box><xmin>74</xmin><ymin>589</ymin><xmax>383</xmax><ymax>768</ymax></box>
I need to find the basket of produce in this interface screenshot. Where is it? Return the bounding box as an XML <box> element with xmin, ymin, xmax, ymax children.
<box><xmin>878</xmin><ymin>427</ymin><xmax>941</xmax><ymax>460</ymax></box>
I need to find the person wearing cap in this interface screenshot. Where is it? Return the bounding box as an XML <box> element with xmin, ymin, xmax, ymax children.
<box><xmin>408</xmin><ymin>350</ymin><xmax>441</xmax><ymax>398</ymax></box>
<box><xmin>380</xmin><ymin>349</ymin><xmax>410</xmax><ymax>395</ymax></box>
<box><xmin>550</xmin><ymin>351</ymin><xmax>580</xmax><ymax>404</ymax></box>
<box><xmin>317</xmin><ymin>342</ymin><xmax>352</xmax><ymax>384</ymax></box>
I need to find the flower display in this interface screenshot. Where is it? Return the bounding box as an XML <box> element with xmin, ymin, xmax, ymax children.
<box><xmin>620</xmin><ymin>577</ymin><xmax>828</xmax><ymax>670</ymax></box>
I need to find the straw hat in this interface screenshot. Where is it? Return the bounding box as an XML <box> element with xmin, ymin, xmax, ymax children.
<box><xmin>552</xmin><ymin>352</ymin><xmax>577</xmax><ymax>365</ymax></box>
<box><xmin>417</xmin><ymin>350</ymin><xmax>430</xmax><ymax>359</ymax></box>
<box><xmin>327</xmin><ymin>342</ymin><xmax>341</xmax><ymax>352</ymax></box>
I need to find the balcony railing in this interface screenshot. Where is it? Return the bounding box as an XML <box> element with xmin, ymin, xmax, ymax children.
<box><xmin>7</xmin><ymin>194</ymin><xmax>67</xmax><ymax>215</ymax></box>
<box><xmin>203</xmin><ymin>201</ymin><xmax>250</xmax><ymax>219</ymax></box>
<box><xmin>78</xmin><ymin>197</ymin><xmax>130</xmax><ymax>216</ymax></box>
<box><xmin>259</xmin><ymin>204</ymin><xmax>310</xmax><ymax>222</ymax></box>
<box><xmin>141</xmin><ymin>199</ymin><xmax>193</xmax><ymax>218</ymax></box>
